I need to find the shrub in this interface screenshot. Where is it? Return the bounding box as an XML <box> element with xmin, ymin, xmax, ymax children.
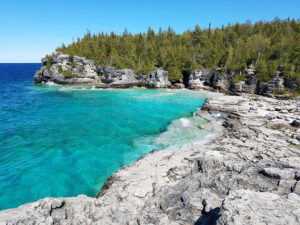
<box><xmin>43</xmin><ymin>55</ymin><xmax>53</xmax><ymax>69</ymax></box>
<box><xmin>168</xmin><ymin>67</ymin><xmax>183</xmax><ymax>82</ymax></box>
<box><xmin>232</xmin><ymin>74</ymin><xmax>246</xmax><ymax>84</ymax></box>
<box><xmin>79</xmin><ymin>66</ymin><xmax>85</xmax><ymax>72</ymax></box>
<box><xmin>58</xmin><ymin>65</ymin><xmax>63</xmax><ymax>73</ymax></box>
<box><xmin>71</xmin><ymin>60</ymin><xmax>76</xmax><ymax>68</ymax></box>
<box><xmin>63</xmin><ymin>70</ymin><xmax>77</xmax><ymax>78</ymax></box>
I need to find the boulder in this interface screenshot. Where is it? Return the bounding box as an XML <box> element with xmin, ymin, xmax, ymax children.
<box><xmin>173</xmin><ymin>83</ymin><xmax>185</xmax><ymax>89</ymax></box>
<box><xmin>291</xmin><ymin>120</ymin><xmax>300</xmax><ymax>128</ymax></box>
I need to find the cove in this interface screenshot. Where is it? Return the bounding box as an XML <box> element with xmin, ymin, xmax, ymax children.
<box><xmin>0</xmin><ymin>64</ymin><xmax>211</xmax><ymax>210</ymax></box>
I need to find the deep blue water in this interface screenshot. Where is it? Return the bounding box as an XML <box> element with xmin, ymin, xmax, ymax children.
<box><xmin>0</xmin><ymin>63</ymin><xmax>209</xmax><ymax>210</ymax></box>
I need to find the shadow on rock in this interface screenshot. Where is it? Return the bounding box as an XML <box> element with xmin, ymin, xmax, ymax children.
<box><xmin>195</xmin><ymin>207</ymin><xmax>220</xmax><ymax>225</ymax></box>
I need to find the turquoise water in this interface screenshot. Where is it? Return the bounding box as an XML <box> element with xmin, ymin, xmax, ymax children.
<box><xmin>0</xmin><ymin>64</ymin><xmax>210</xmax><ymax>210</ymax></box>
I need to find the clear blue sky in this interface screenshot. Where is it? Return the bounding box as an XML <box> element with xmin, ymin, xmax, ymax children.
<box><xmin>1</xmin><ymin>0</ymin><xmax>299</xmax><ymax>62</ymax></box>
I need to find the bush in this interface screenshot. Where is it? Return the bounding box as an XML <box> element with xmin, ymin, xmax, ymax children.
<box><xmin>71</xmin><ymin>60</ymin><xmax>76</xmax><ymax>68</ymax></box>
<box><xmin>43</xmin><ymin>55</ymin><xmax>53</xmax><ymax>69</ymax></box>
<box><xmin>63</xmin><ymin>70</ymin><xmax>77</xmax><ymax>78</ymax></box>
<box><xmin>79</xmin><ymin>66</ymin><xmax>85</xmax><ymax>72</ymax></box>
<box><xmin>232</xmin><ymin>74</ymin><xmax>246</xmax><ymax>84</ymax></box>
<box><xmin>168</xmin><ymin>67</ymin><xmax>183</xmax><ymax>82</ymax></box>
<box><xmin>58</xmin><ymin>65</ymin><xmax>63</xmax><ymax>73</ymax></box>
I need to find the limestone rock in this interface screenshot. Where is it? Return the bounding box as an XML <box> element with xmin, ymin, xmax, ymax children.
<box><xmin>260</xmin><ymin>167</ymin><xmax>296</xmax><ymax>180</ymax></box>
<box><xmin>188</xmin><ymin>69</ymin><xmax>211</xmax><ymax>89</ymax></box>
<box><xmin>146</xmin><ymin>70</ymin><xmax>171</xmax><ymax>88</ymax></box>
<box><xmin>217</xmin><ymin>190</ymin><xmax>300</xmax><ymax>225</ymax></box>
<box><xmin>34</xmin><ymin>52</ymin><xmax>100</xmax><ymax>85</ymax></box>
<box><xmin>99</xmin><ymin>68</ymin><xmax>172</xmax><ymax>88</ymax></box>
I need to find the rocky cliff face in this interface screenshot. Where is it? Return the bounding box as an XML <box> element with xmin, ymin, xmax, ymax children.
<box><xmin>188</xmin><ymin>66</ymin><xmax>299</xmax><ymax>98</ymax></box>
<box><xmin>34</xmin><ymin>52</ymin><xmax>172</xmax><ymax>88</ymax></box>
<box><xmin>34</xmin><ymin>52</ymin><xmax>299</xmax><ymax>97</ymax></box>
<box><xmin>34</xmin><ymin>52</ymin><xmax>101</xmax><ymax>84</ymax></box>
<box><xmin>1</xmin><ymin>94</ymin><xmax>299</xmax><ymax>224</ymax></box>
<box><xmin>144</xmin><ymin>70</ymin><xmax>171</xmax><ymax>88</ymax></box>
<box><xmin>98</xmin><ymin>67</ymin><xmax>171</xmax><ymax>88</ymax></box>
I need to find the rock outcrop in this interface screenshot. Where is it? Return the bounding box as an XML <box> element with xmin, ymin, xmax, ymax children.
<box><xmin>34</xmin><ymin>52</ymin><xmax>172</xmax><ymax>88</ymax></box>
<box><xmin>1</xmin><ymin>94</ymin><xmax>299</xmax><ymax>224</ymax></box>
<box><xmin>99</xmin><ymin>67</ymin><xmax>143</xmax><ymax>88</ymax></box>
<box><xmin>34</xmin><ymin>52</ymin><xmax>101</xmax><ymax>84</ymax></box>
<box><xmin>34</xmin><ymin>53</ymin><xmax>299</xmax><ymax>96</ymax></box>
<box><xmin>188</xmin><ymin>66</ymin><xmax>299</xmax><ymax>98</ymax></box>
<box><xmin>217</xmin><ymin>190</ymin><xmax>300</xmax><ymax>225</ymax></box>
<box><xmin>99</xmin><ymin>68</ymin><xmax>171</xmax><ymax>88</ymax></box>
<box><xmin>144</xmin><ymin>70</ymin><xmax>171</xmax><ymax>88</ymax></box>
<box><xmin>188</xmin><ymin>69</ymin><xmax>212</xmax><ymax>90</ymax></box>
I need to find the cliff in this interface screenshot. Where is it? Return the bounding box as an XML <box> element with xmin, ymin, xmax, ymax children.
<box><xmin>34</xmin><ymin>52</ymin><xmax>171</xmax><ymax>88</ymax></box>
<box><xmin>188</xmin><ymin>67</ymin><xmax>299</xmax><ymax>98</ymax></box>
<box><xmin>0</xmin><ymin>93</ymin><xmax>299</xmax><ymax>224</ymax></box>
<box><xmin>34</xmin><ymin>52</ymin><xmax>299</xmax><ymax>98</ymax></box>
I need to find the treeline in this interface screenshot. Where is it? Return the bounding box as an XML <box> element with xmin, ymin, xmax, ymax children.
<box><xmin>56</xmin><ymin>18</ymin><xmax>300</xmax><ymax>83</ymax></box>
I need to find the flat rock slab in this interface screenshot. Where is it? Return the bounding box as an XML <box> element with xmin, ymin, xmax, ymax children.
<box><xmin>217</xmin><ymin>190</ymin><xmax>300</xmax><ymax>225</ymax></box>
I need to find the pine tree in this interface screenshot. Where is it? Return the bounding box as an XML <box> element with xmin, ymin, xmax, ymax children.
<box><xmin>55</xmin><ymin>19</ymin><xmax>300</xmax><ymax>84</ymax></box>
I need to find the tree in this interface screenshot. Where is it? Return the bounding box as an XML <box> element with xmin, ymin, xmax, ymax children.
<box><xmin>54</xmin><ymin>19</ymin><xmax>300</xmax><ymax>88</ymax></box>
<box><xmin>256</xmin><ymin>60</ymin><xmax>270</xmax><ymax>81</ymax></box>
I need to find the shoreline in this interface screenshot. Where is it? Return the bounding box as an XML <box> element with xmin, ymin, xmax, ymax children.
<box><xmin>0</xmin><ymin>92</ymin><xmax>300</xmax><ymax>224</ymax></box>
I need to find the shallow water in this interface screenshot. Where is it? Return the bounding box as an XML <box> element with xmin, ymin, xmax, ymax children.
<box><xmin>0</xmin><ymin>64</ymin><xmax>212</xmax><ymax>210</ymax></box>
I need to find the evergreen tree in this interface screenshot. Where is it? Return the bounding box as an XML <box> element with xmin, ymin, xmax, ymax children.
<box><xmin>55</xmin><ymin>18</ymin><xmax>300</xmax><ymax>84</ymax></box>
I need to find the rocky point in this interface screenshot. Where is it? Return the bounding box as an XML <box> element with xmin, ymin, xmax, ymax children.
<box><xmin>0</xmin><ymin>92</ymin><xmax>299</xmax><ymax>225</ymax></box>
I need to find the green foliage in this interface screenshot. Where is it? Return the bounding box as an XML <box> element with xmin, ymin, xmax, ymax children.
<box><xmin>256</xmin><ymin>60</ymin><xmax>271</xmax><ymax>82</ymax></box>
<box><xmin>63</xmin><ymin>70</ymin><xmax>77</xmax><ymax>78</ymax></box>
<box><xmin>43</xmin><ymin>55</ymin><xmax>53</xmax><ymax>69</ymax></box>
<box><xmin>79</xmin><ymin>66</ymin><xmax>85</xmax><ymax>72</ymax></box>
<box><xmin>55</xmin><ymin>19</ymin><xmax>300</xmax><ymax>85</ymax></box>
<box><xmin>233</xmin><ymin>74</ymin><xmax>247</xmax><ymax>84</ymax></box>
<box><xmin>168</xmin><ymin>67</ymin><xmax>183</xmax><ymax>82</ymax></box>
<box><xmin>58</xmin><ymin>65</ymin><xmax>63</xmax><ymax>73</ymax></box>
<box><xmin>71</xmin><ymin>60</ymin><xmax>76</xmax><ymax>68</ymax></box>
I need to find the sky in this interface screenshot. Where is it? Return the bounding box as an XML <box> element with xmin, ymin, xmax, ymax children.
<box><xmin>0</xmin><ymin>0</ymin><xmax>300</xmax><ymax>63</ymax></box>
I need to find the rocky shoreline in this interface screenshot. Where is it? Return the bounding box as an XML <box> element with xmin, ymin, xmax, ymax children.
<box><xmin>0</xmin><ymin>92</ymin><xmax>299</xmax><ymax>224</ymax></box>
<box><xmin>34</xmin><ymin>52</ymin><xmax>172</xmax><ymax>89</ymax></box>
<box><xmin>34</xmin><ymin>52</ymin><xmax>299</xmax><ymax>98</ymax></box>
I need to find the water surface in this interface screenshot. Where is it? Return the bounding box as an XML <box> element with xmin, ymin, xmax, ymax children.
<box><xmin>0</xmin><ymin>64</ymin><xmax>210</xmax><ymax>210</ymax></box>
